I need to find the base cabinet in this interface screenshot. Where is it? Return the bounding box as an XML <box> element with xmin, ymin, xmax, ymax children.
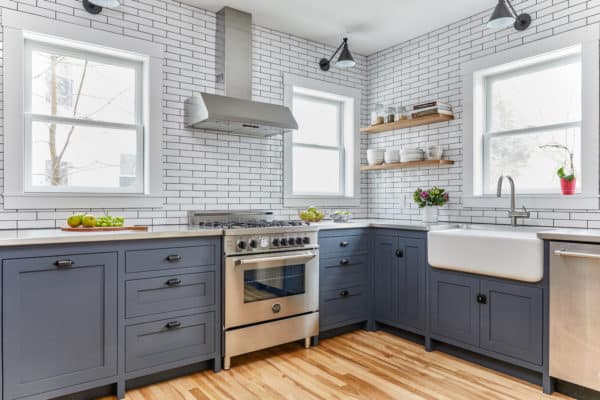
<box><xmin>372</xmin><ymin>231</ymin><xmax>426</xmax><ymax>333</ymax></box>
<box><xmin>2</xmin><ymin>253</ymin><xmax>118</xmax><ymax>400</ymax></box>
<box><xmin>429</xmin><ymin>268</ymin><xmax>543</xmax><ymax>366</ymax></box>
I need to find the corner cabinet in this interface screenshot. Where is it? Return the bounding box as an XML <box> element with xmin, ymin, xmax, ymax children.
<box><xmin>371</xmin><ymin>229</ymin><xmax>427</xmax><ymax>334</ymax></box>
<box><xmin>429</xmin><ymin>268</ymin><xmax>543</xmax><ymax>366</ymax></box>
<box><xmin>3</xmin><ymin>252</ymin><xmax>118</xmax><ymax>400</ymax></box>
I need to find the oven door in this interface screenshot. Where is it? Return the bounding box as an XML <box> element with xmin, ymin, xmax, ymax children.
<box><xmin>225</xmin><ymin>249</ymin><xmax>319</xmax><ymax>329</ymax></box>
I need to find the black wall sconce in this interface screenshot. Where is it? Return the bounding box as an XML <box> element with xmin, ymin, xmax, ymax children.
<box><xmin>487</xmin><ymin>0</ymin><xmax>532</xmax><ymax>31</ymax></box>
<box><xmin>83</xmin><ymin>0</ymin><xmax>120</xmax><ymax>14</ymax></box>
<box><xmin>319</xmin><ymin>37</ymin><xmax>356</xmax><ymax>71</ymax></box>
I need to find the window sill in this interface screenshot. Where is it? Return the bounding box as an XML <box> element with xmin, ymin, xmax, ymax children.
<box><xmin>462</xmin><ymin>194</ymin><xmax>598</xmax><ymax>210</ymax></box>
<box><xmin>284</xmin><ymin>195</ymin><xmax>361</xmax><ymax>209</ymax></box>
<box><xmin>3</xmin><ymin>192</ymin><xmax>164</xmax><ymax>210</ymax></box>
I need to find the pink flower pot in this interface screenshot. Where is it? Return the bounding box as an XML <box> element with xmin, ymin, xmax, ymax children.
<box><xmin>560</xmin><ymin>177</ymin><xmax>576</xmax><ymax>195</ymax></box>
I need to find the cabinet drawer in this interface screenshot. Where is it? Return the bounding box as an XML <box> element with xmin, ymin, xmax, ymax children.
<box><xmin>319</xmin><ymin>285</ymin><xmax>368</xmax><ymax>329</ymax></box>
<box><xmin>126</xmin><ymin>272</ymin><xmax>216</xmax><ymax>318</ymax></box>
<box><xmin>125</xmin><ymin>245</ymin><xmax>216</xmax><ymax>273</ymax></box>
<box><xmin>319</xmin><ymin>233</ymin><xmax>368</xmax><ymax>257</ymax></box>
<box><xmin>125</xmin><ymin>312</ymin><xmax>216</xmax><ymax>372</ymax></box>
<box><xmin>320</xmin><ymin>255</ymin><xmax>368</xmax><ymax>291</ymax></box>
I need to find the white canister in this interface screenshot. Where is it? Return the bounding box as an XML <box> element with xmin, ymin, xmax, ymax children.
<box><xmin>367</xmin><ymin>149</ymin><xmax>385</xmax><ymax>165</ymax></box>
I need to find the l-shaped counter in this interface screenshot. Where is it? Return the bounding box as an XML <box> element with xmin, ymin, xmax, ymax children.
<box><xmin>0</xmin><ymin>219</ymin><xmax>596</xmax><ymax>400</ymax></box>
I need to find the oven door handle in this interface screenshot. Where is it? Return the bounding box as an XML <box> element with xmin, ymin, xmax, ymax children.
<box><xmin>234</xmin><ymin>252</ymin><xmax>317</xmax><ymax>266</ymax></box>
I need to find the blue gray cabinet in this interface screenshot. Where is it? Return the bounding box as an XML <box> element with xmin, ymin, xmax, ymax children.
<box><xmin>430</xmin><ymin>269</ymin><xmax>480</xmax><ymax>346</ymax></box>
<box><xmin>372</xmin><ymin>230</ymin><xmax>427</xmax><ymax>333</ymax></box>
<box><xmin>318</xmin><ymin>229</ymin><xmax>370</xmax><ymax>332</ymax></box>
<box><xmin>3</xmin><ymin>252</ymin><xmax>118</xmax><ymax>400</ymax></box>
<box><xmin>429</xmin><ymin>268</ymin><xmax>543</xmax><ymax>366</ymax></box>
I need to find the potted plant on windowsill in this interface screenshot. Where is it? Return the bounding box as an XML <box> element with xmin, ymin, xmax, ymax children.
<box><xmin>413</xmin><ymin>186</ymin><xmax>449</xmax><ymax>223</ymax></box>
<box><xmin>539</xmin><ymin>144</ymin><xmax>576</xmax><ymax>195</ymax></box>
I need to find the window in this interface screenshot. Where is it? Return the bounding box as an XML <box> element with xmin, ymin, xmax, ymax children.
<box><xmin>483</xmin><ymin>49</ymin><xmax>581</xmax><ymax>194</ymax></box>
<box><xmin>283</xmin><ymin>75</ymin><xmax>360</xmax><ymax>207</ymax></box>
<box><xmin>3</xmin><ymin>10</ymin><xmax>163</xmax><ymax>209</ymax></box>
<box><xmin>463</xmin><ymin>26</ymin><xmax>599</xmax><ymax>209</ymax></box>
<box><xmin>25</xmin><ymin>41</ymin><xmax>143</xmax><ymax>193</ymax></box>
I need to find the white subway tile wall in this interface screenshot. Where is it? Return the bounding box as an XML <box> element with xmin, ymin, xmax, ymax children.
<box><xmin>0</xmin><ymin>0</ymin><xmax>369</xmax><ymax>228</ymax></box>
<box><xmin>366</xmin><ymin>0</ymin><xmax>600</xmax><ymax>228</ymax></box>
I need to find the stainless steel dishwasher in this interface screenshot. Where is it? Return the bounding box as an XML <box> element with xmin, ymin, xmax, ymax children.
<box><xmin>550</xmin><ymin>242</ymin><xmax>600</xmax><ymax>391</ymax></box>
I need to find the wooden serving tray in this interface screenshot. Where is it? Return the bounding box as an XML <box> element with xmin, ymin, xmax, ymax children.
<box><xmin>61</xmin><ymin>226</ymin><xmax>149</xmax><ymax>232</ymax></box>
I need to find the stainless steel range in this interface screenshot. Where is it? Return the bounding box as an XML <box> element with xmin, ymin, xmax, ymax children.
<box><xmin>189</xmin><ymin>211</ymin><xmax>319</xmax><ymax>370</ymax></box>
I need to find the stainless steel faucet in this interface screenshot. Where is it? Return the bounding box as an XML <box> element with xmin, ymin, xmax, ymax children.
<box><xmin>496</xmin><ymin>175</ymin><xmax>530</xmax><ymax>227</ymax></box>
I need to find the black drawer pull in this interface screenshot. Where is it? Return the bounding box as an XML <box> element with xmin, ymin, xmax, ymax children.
<box><xmin>340</xmin><ymin>241</ymin><xmax>349</xmax><ymax>247</ymax></box>
<box><xmin>476</xmin><ymin>294</ymin><xmax>487</xmax><ymax>304</ymax></box>
<box><xmin>165</xmin><ymin>278</ymin><xmax>182</xmax><ymax>287</ymax></box>
<box><xmin>165</xmin><ymin>321</ymin><xmax>182</xmax><ymax>329</ymax></box>
<box><xmin>340</xmin><ymin>290</ymin><xmax>350</xmax><ymax>298</ymax></box>
<box><xmin>54</xmin><ymin>259</ymin><xmax>74</xmax><ymax>268</ymax></box>
<box><xmin>395</xmin><ymin>249</ymin><xmax>404</xmax><ymax>258</ymax></box>
<box><xmin>339</xmin><ymin>258</ymin><xmax>350</xmax><ymax>265</ymax></box>
<box><xmin>166</xmin><ymin>255</ymin><xmax>182</xmax><ymax>262</ymax></box>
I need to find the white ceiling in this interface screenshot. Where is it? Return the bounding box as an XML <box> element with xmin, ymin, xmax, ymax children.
<box><xmin>182</xmin><ymin>0</ymin><xmax>496</xmax><ymax>55</ymax></box>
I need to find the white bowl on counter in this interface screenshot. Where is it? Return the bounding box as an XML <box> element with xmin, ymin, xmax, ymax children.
<box><xmin>367</xmin><ymin>149</ymin><xmax>385</xmax><ymax>165</ymax></box>
<box><xmin>384</xmin><ymin>149</ymin><xmax>400</xmax><ymax>164</ymax></box>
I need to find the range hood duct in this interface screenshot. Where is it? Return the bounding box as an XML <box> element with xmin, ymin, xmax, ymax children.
<box><xmin>185</xmin><ymin>7</ymin><xmax>298</xmax><ymax>136</ymax></box>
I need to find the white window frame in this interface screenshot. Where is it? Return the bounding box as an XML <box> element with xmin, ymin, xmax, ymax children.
<box><xmin>463</xmin><ymin>26</ymin><xmax>599</xmax><ymax>209</ymax></box>
<box><xmin>3</xmin><ymin>10</ymin><xmax>163</xmax><ymax>209</ymax></box>
<box><xmin>283</xmin><ymin>74</ymin><xmax>360</xmax><ymax>208</ymax></box>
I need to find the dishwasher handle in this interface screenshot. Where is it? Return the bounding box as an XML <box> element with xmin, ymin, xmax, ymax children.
<box><xmin>553</xmin><ymin>249</ymin><xmax>600</xmax><ymax>260</ymax></box>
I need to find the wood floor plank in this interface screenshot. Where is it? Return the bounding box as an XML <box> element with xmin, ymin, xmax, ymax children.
<box><xmin>97</xmin><ymin>331</ymin><xmax>572</xmax><ymax>400</ymax></box>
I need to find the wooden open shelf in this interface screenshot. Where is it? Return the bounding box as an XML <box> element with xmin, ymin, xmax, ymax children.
<box><xmin>361</xmin><ymin>159</ymin><xmax>455</xmax><ymax>171</ymax></box>
<box><xmin>361</xmin><ymin>114</ymin><xmax>454</xmax><ymax>134</ymax></box>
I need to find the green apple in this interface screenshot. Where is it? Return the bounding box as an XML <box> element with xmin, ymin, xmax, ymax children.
<box><xmin>67</xmin><ymin>215</ymin><xmax>82</xmax><ymax>228</ymax></box>
<box><xmin>82</xmin><ymin>215</ymin><xmax>96</xmax><ymax>228</ymax></box>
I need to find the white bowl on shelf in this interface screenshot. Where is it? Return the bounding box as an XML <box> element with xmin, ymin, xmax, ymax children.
<box><xmin>367</xmin><ymin>149</ymin><xmax>385</xmax><ymax>165</ymax></box>
<box><xmin>400</xmin><ymin>148</ymin><xmax>424</xmax><ymax>162</ymax></box>
<box><xmin>384</xmin><ymin>149</ymin><xmax>400</xmax><ymax>164</ymax></box>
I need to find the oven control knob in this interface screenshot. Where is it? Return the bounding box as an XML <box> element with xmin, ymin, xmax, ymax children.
<box><xmin>236</xmin><ymin>240</ymin><xmax>246</xmax><ymax>250</ymax></box>
<box><xmin>280</xmin><ymin>238</ymin><xmax>287</xmax><ymax>246</ymax></box>
<box><xmin>303</xmin><ymin>237</ymin><xmax>310</xmax><ymax>244</ymax></box>
<box><xmin>295</xmin><ymin>237</ymin><xmax>303</xmax><ymax>245</ymax></box>
<box><xmin>288</xmin><ymin>237</ymin><xmax>295</xmax><ymax>245</ymax></box>
<box><xmin>249</xmin><ymin>239</ymin><xmax>257</xmax><ymax>249</ymax></box>
<box><xmin>272</xmin><ymin>238</ymin><xmax>280</xmax><ymax>246</ymax></box>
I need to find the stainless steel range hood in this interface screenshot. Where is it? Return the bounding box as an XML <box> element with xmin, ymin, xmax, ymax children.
<box><xmin>185</xmin><ymin>7</ymin><xmax>298</xmax><ymax>136</ymax></box>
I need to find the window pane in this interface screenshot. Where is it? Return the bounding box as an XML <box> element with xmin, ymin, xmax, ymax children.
<box><xmin>293</xmin><ymin>95</ymin><xmax>340</xmax><ymax>146</ymax></box>
<box><xmin>30</xmin><ymin>121</ymin><xmax>139</xmax><ymax>191</ymax></box>
<box><xmin>485</xmin><ymin>128</ymin><xmax>580</xmax><ymax>194</ymax></box>
<box><xmin>487</xmin><ymin>56</ymin><xmax>581</xmax><ymax>132</ymax></box>
<box><xmin>30</xmin><ymin>48</ymin><xmax>137</xmax><ymax>124</ymax></box>
<box><xmin>293</xmin><ymin>147</ymin><xmax>340</xmax><ymax>194</ymax></box>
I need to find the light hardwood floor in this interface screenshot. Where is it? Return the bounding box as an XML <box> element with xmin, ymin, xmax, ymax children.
<box><xmin>100</xmin><ymin>330</ymin><xmax>572</xmax><ymax>400</ymax></box>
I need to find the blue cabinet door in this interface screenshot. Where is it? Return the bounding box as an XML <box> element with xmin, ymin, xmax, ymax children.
<box><xmin>430</xmin><ymin>269</ymin><xmax>480</xmax><ymax>347</ymax></box>
<box><xmin>372</xmin><ymin>233</ymin><xmax>398</xmax><ymax>323</ymax></box>
<box><xmin>3</xmin><ymin>252</ymin><xmax>118</xmax><ymax>400</ymax></box>
<box><xmin>397</xmin><ymin>237</ymin><xmax>426</xmax><ymax>332</ymax></box>
<box><xmin>480</xmin><ymin>280</ymin><xmax>543</xmax><ymax>365</ymax></box>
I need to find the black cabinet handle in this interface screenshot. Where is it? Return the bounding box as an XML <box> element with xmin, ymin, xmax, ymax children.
<box><xmin>54</xmin><ymin>259</ymin><xmax>74</xmax><ymax>268</ymax></box>
<box><xmin>165</xmin><ymin>321</ymin><xmax>182</xmax><ymax>329</ymax></box>
<box><xmin>165</xmin><ymin>278</ymin><xmax>182</xmax><ymax>287</ymax></box>
<box><xmin>476</xmin><ymin>294</ymin><xmax>487</xmax><ymax>304</ymax></box>
<box><xmin>340</xmin><ymin>290</ymin><xmax>350</xmax><ymax>297</ymax></box>
<box><xmin>166</xmin><ymin>255</ymin><xmax>182</xmax><ymax>262</ymax></box>
<box><xmin>395</xmin><ymin>249</ymin><xmax>404</xmax><ymax>258</ymax></box>
<box><xmin>340</xmin><ymin>241</ymin><xmax>349</xmax><ymax>247</ymax></box>
<box><xmin>339</xmin><ymin>258</ymin><xmax>350</xmax><ymax>265</ymax></box>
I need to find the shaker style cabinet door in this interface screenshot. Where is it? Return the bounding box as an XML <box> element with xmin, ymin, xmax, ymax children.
<box><xmin>430</xmin><ymin>269</ymin><xmax>480</xmax><ymax>347</ymax></box>
<box><xmin>372</xmin><ymin>233</ymin><xmax>399</xmax><ymax>323</ymax></box>
<box><xmin>3</xmin><ymin>252</ymin><xmax>118</xmax><ymax>400</ymax></box>
<box><xmin>479</xmin><ymin>279</ymin><xmax>543</xmax><ymax>365</ymax></box>
<box><xmin>396</xmin><ymin>237</ymin><xmax>427</xmax><ymax>332</ymax></box>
